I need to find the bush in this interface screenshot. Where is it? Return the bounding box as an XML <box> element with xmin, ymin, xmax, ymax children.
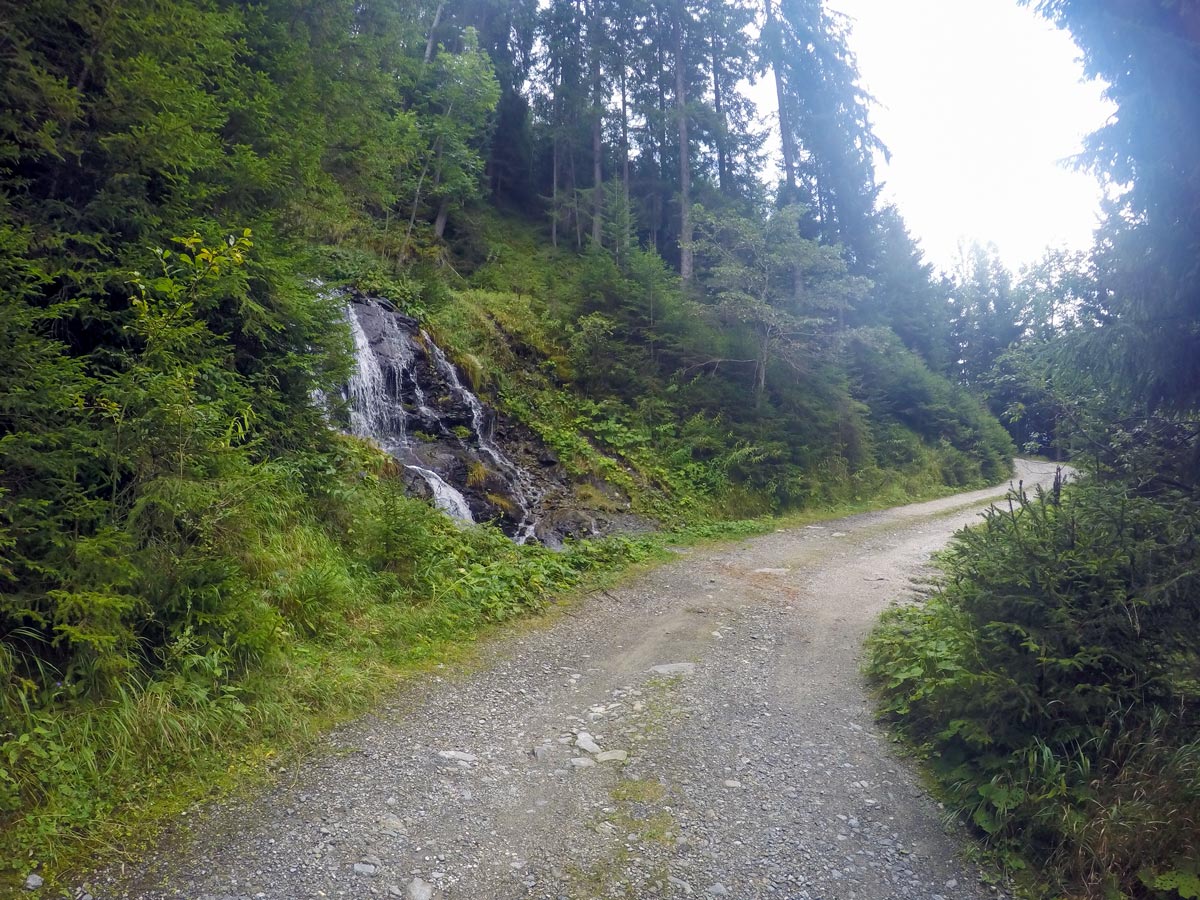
<box><xmin>0</xmin><ymin>434</ymin><xmax>669</xmax><ymax>878</ymax></box>
<box><xmin>866</xmin><ymin>478</ymin><xmax>1200</xmax><ymax>898</ymax></box>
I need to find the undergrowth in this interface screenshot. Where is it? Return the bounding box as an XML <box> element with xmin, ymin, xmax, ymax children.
<box><xmin>0</xmin><ymin>218</ymin><xmax>1018</xmax><ymax>895</ymax></box>
<box><xmin>866</xmin><ymin>477</ymin><xmax>1200</xmax><ymax>899</ymax></box>
<box><xmin>426</xmin><ymin>214</ymin><xmax>1014</xmax><ymax>522</ymax></box>
<box><xmin>0</xmin><ymin>430</ymin><xmax>773</xmax><ymax>893</ymax></box>
<box><xmin>0</xmin><ymin>433</ymin><xmax>983</xmax><ymax>895</ymax></box>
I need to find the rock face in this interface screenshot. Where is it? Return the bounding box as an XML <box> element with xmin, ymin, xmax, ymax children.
<box><xmin>342</xmin><ymin>296</ymin><xmax>538</xmax><ymax>540</ymax></box>
<box><xmin>338</xmin><ymin>294</ymin><xmax>656</xmax><ymax>546</ymax></box>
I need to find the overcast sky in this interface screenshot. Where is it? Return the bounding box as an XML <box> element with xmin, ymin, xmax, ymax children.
<box><xmin>773</xmin><ymin>0</ymin><xmax>1115</xmax><ymax>274</ymax></box>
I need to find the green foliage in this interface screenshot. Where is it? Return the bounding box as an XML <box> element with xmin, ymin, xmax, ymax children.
<box><xmin>1144</xmin><ymin>866</ymin><xmax>1200</xmax><ymax>900</ymax></box>
<box><xmin>849</xmin><ymin>330</ymin><xmax>1015</xmax><ymax>485</ymax></box>
<box><xmin>0</xmin><ymin>433</ymin><xmax>672</xmax><ymax>881</ymax></box>
<box><xmin>1028</xmin><ymin>0</ymin><xmax>1200</xmax><ymax>413</ymax></box>
<box><xmin>396</xmin><ymin>26</ymin><xmax>501</xmax><ymax>258</ymax></box>
<box><xmin>853</xmin><ymin>206</ymin><xmax>953</xmax><ymax>370</ymax></box>
<box><xmin>317</xmin><ymin>247</ymin><xmax>430</xmax><ymax>317</ymax></box>
<box><xmin>692</xmin><ymin>202</ymin><xmax>868</xmax><ymax>397</ymax></box>
<box><xmin>867</xmin><ymin>480</ymin><xmax>1200</xmax><ymax>898</ymax></box>
<box><xmin>857</xmin><ymin>9</ymin><xmax>1200</xmax><ymax>897</ymax></box>
<box><xmin>0</xmin><ymin>0</ymin><xmax>1022</xmax><ymax>883</ymax></box>
<box><xmin>430</xmin><ymin>211</ymin><xmax>1014</xmax><ymax>521</ymax></box>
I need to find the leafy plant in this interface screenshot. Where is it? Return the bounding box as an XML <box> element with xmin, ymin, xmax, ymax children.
<box><xmin>867</xmin><ymin>479</ymin><xmax>1200</xmax><ymax>899</ymax></box>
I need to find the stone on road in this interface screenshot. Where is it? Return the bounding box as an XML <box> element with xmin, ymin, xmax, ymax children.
<box><xmin>91</xmin><ymin>460</ymin><xmax>1060</xmax><ymax>899</ymax></box>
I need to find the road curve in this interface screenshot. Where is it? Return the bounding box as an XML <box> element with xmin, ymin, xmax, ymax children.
<box><xmin>93</xmin><ymin>459</ymin><xmax>1063</xmax><ymax>900</ymax></box>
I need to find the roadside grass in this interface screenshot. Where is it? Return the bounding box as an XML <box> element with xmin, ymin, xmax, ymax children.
<box><xmin>0</xmin><ymin>513</ymin><xmax>746</xmax><ymax>896</ymax></box>
<box><xmin>0</xmin><ymin>462</ymin><xmax>1015</xmax><ymax>899</ymax></box>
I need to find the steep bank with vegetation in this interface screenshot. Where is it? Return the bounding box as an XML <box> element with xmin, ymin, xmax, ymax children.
<box><xmin>0</xmin><ymin>222</ymin><xmax>1012</xmax><ymax>888</ymax></box>
<box><xmin>0</xmin><ymin>0</ymin><xmax>1018</xmax><ymax>887</ymax></box>
<box><xmin>868</xmin><ymin>473</ymin><xmax>1200</xmax><ymax>899</ymax></box>
<box><xmin>416</xmin><ymin>212</ymin><xmax>1013</xmax><ymax>516</ymax></box>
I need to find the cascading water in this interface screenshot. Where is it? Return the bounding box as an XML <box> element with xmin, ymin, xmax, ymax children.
<box><xmin>338</xmin><ymin>296</ymin><xmax>542</xmax><ymax>542</ymax></box>
<box><xmin>405</xmin><ymin>466</ymin><xmax>476</xmax><ymax>521</ymax></box>
<box><xmin>423</xmin><ymin>338</ymin><xmax>541</xmax><ymax>543</ymax></box>
<box><xmin>343</xmin><ymin>305</ymin><xmax>411</xmax><ymax>453</ymax></box>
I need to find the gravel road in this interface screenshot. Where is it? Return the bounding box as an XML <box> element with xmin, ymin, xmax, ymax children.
<box><xmin>86</xmin><ymin>460</ymin><xmax>1063</xmax><ymax>900</ymax></box>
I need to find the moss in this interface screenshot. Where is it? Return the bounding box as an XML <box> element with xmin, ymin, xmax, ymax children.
<box><xmin>484</xmin><ymin>491</ymin><xmax>519</xmax><ymax>516</ymax></box>
<box><xmin>610</xmin><ymin>778</ymin><xmax>666</xmax><ymax>804</ymax></box>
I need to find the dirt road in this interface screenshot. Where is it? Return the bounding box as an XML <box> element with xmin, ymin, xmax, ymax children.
<box><xmin>93</xmin><ymin>460</ymin><xmax>1062</xmax><ymax>900</ymax></box>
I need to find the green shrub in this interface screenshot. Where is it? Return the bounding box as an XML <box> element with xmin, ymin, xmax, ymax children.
<box><xmin>867</xmin><ymin>479</ymin><xmax>1200</xmax><ymax>898</ymax></box>
<box><xmin>850</xmin><ymin>330</ymin><xmax>1016</xmax><ymax>483</ymax></box>
<box><xmin>0</xmin><ymin>435</ymin><xmax>671</xmax><ymax>880</ymax></box>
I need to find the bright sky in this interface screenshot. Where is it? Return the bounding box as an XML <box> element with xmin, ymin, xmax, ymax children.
<box><xmin>777</xmin><ymin>0</ymin><xmax>1115</xmax><ymax>273</ymax></box>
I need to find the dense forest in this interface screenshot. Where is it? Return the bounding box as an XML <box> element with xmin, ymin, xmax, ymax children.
<box><xmin>0</xmin><ymin>0</ymin><xmax>1196</xmax><ymax>895</ymax></box>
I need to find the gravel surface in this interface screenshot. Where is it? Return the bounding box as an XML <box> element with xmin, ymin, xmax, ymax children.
<box><xmin>80</xmin><ymin>460</ymin><xmax>1063</xmax><ymax>900</ymax></box>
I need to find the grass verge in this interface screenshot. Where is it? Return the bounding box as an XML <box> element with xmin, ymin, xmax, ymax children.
<box><xmin>1</xmin><ymin>466</ymin><xmax>1012</xmax><ymax>899</ymax></box>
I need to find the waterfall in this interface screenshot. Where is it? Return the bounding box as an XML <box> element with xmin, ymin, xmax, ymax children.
<box><xmin>423</xmin><ymin>337</ymin><xmax>541</xmax><ymax>543</ymax></box>
<box><xmin>338</xmin><ymin>296</ymin><xmax>541</xmax><ymax>541</ymax></box>
<box><xmin>343</xmin><ymin>303</ymin><xmax>413</xmax><ymax>454</ymax></box>
<box><xmin>405</xmin><ymin>466</ymin><xmax>475</xmax><ymax>522</ymax></box>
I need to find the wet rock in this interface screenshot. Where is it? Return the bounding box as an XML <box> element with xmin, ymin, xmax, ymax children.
<box><xmin>342</xmin><ymin>297</ymin><xmax>544</xmax><ymax>540</ymax></box>
<box><xmin>535</xmin><ymin>508</ymin><xmax>598</xmax><ymax>547</ymax></box>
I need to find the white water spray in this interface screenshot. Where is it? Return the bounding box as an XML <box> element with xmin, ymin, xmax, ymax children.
<box><xmin>339</xmin><ymin>298</ymin><xmax>540</xmax><ymax>539</ymax></box>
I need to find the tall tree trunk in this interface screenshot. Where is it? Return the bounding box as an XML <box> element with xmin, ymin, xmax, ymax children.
<box><xmin>674</xmin><ymin>11</ymin><xmax>693</xmax><ymax>282</ymax></box>
<box><xmin>551</xmin><ymin>133</ymin><xmax>560</xmax><ymax>248</ymax></box>
<box><xmin>569</xmin><ymin>152</ymin><xmax>582</xmax><ymax>249</ymax></box>
<box><xmin>711</xmin><ymin>35</ymin><xmax>729</xmax><ymax>194</ymax></box>
<box><xmin>589</xmin><ymin>0</ymin><xmax>603</xmax><ymax>244</ymax></box>
<box><xmin>591</xmin><ymin>110</ymin><xmax>603</xmax><ymax>245</ymax></box>
<box><xmin>403</xmin><ymin>155</ymin><xmax>433</xmax><ymax>256</ymax></box>
<box><xmin>433</xmin><ymin>199</ymin><xmax>450</xmax><ymax>238</ymax></box>
<box><xmin>764</xmin><ymin>0</ymin><xmax>797</xmax><ymax>194</ymax></box>
<box><xmin>755</xmin><ymin>327</ymin><xmax>773</xmax><ymax>398</ymax></box>
<box><xmin>652</xmin><ymin>192</ymin><xmax>661</xmax><ymax>251</ymax></box>
<box><xmin>764</xmin><ymin>0</ymin><xmax>802</xmax><ymax>300</ymax></box>
<box><xmin>423</xmin><ymin>1</ymin><xmax>444</xmax><ymax>64</ymax></box>
<box><xmin>655</xmin><ymin>25</ymin><xmax>667</xmax><ymax>251</ymax></box>
<box><xmin>620</xmin><ymin>63</ymin><xmax>630</xmax><ymax>206</ymax></box>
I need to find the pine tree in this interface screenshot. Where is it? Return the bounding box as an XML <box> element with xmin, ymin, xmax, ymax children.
<box><xmin>1029</xmin><ymin>0</ymin><xmax>1200</xmax><ymax>412</ymax></box>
